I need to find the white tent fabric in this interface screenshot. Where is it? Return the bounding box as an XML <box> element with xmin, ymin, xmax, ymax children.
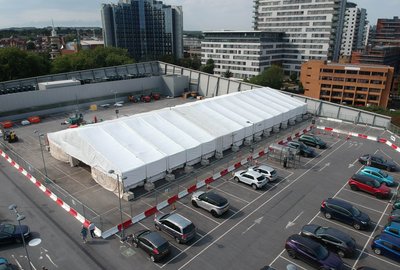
<box><xmin>47</xmin><ymin>87</ymin><xmax>307</xmax><ymax>190</ymax></box>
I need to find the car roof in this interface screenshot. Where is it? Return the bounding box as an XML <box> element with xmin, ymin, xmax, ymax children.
<box><xmin>243</xmin><ymin>169</ymin><xmax>265</xmax><ymax>177</ymax></box>
<box><xmin>251</xmin><ymin>165</ymin><xmax>274</xmax><ymax>172</ymax></box>
<box><xmin>362</xmin><ymin>166</ymin><xmax>382</xmax><ymax>173</ymax></box>
<box><xmin>288</xmin><ymin>234</ymin><xmax>321</xmax><ymax>250</ymax></box>
<box><xmin>142</xmin><ymin>230</ymin><xmax>167</xmax><ymax>246</ymax></box>
<box><xmin>206</xmin><ymin>192</ymin><xmax>226</xmax><ymax>203</ymax></box>
<box><xmin>326</xmin><ymin>198</ymin><xmax>352</xmax><ymax>209</ymax></box>
<box><xmin>161</xmin><ymin>213</ymin><xmax>192</xmax><ymax>227</ymax></box>
<box><xmin>324</xmin><ymin>227</ymin><xmax>352</xmax><ymax>241</ymax></box>
<box><xmin>377</xmin><ymin>233</ymin><xmax>400</xmax><ymax>245</ymax></box>
<box><xmin>352</xmin><ymin>173</ymin><xmax>378</xmax><ymax>183</ymax></box>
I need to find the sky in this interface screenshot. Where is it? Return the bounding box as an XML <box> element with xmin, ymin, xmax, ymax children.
<box><xmin>0</xmin><ymin>0</ymin><xmax>398</xmax><ymax>30</ymax></box>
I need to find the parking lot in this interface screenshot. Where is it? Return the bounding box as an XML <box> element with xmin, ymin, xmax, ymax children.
<box><xmin>3</xmin><ymin>98</ymin><xmax>400</xmax><ymax>270</ymax></box>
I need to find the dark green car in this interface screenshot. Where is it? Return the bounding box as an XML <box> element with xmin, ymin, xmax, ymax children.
<box><xmin>298</xmin><ymin>134</ymin><xmax>327</xmax><ymax>149</ymax></box>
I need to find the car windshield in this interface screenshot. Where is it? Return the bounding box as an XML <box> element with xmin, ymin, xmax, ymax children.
<box><xmin>257</xmin><ymin>176</ymin><xmax>265</xmax><ymax>181</ymax></box>
<box><xmin>315</xmin><ymin>245</ymin><xmax>329</xmax><ymax>260</ymax></box>
<box><xmin>0</xmin><ymin>224</ymin><xmax>15</xmax><ymax>234</ymax></box>
<box><xmin>351</xmin><ymin>207</ymin><xmax>361</xmax><ymax>217</ymax></box>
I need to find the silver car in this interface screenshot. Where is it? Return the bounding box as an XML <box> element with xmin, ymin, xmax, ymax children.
<box><xmin>154</xmin><ymin>213</ymin><xmax>196</xmax><ymax>244</ymax></box>
<box><xmin>191</xmin><ymin>191</ymin><xmax>229</xmax><ymax>217</ymax></box>
<box><xmin>248</xmin><ymin>165</ymin><xmax>278</xmax><ymax>182</ymax></box>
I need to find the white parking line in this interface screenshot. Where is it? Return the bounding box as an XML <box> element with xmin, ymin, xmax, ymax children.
<box><xmin>335</xmin><ymin>196</ymin><xmax>389</xmax><ymax>215</ymax></box>
<box><xmin>176</xmin><ymin>139</ymin><xmax>346</xmax><ymax>270</ymax></box>
<box><xmin>341</xmin><ymin>188</ymin><xmax>391</xmax><ymax>204</ymax></box>
<box><xmin>279</xmin><ymin>255</ymin><xmax>308</xmax><ymax>270</ymax></box>
<box><xmin>359</xmin><ymin>248</ymin><xmax>400</xmax><ymax>268</ymax></box>
<box><xmin>224</xmin><ymin>178</ymin><xmax>263</xmax><ymax>195</ymax></box>
<box><xmin>176</xmin><ymin>201</ymin><xmax>221</xmax><ymax>225</ymax></box>
<box><xmin>210</xmin><ymin>185</ymin><xmax>252</xmax><ymax>203</ymax></box>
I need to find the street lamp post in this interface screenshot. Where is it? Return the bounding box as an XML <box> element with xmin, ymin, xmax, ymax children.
<box><xmin>8</xmin><ymin>204</ymin><xmax>33</xmax><ymax>270</ymax></box>
<box><xmin>108</xmin><ymin>170</ymin><xmax>125</xmax><ymax>241</ymax></box>
<box><xmin>34</xmin><ymin>131</ymin><xmax>48</xmax><ymax>177</ymax></box>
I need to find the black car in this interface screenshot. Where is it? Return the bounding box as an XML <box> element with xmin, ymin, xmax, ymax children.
<box><xmin>301</xmin><ymin>224</ymin><xmax>356</xmax><ymax>258</ymax></box>
<box><xmin>132</xmin><ymin>230</ymin><xmax>170</xmax><ymax>262</ymax></box>
<box><xmin>320</xmin><ymin>198</ymin><xmax>370</xmax><ymax>230</ymax></box>
<box><xmin>286</xmin><ymin>141</ymin><xmax>315</xmax><ymax>157</ymax></box>
<box><xmin>358</xmin><ymin>154</ymin><xmax>396</xmax><ymax>172</ymax></box>
<box><xmin>298</xmin><ymin>134</ymin><xmax>327</xmax><ymax>149</ymax></box>
<box><xmin>0</xmin><ymin>224</ymin><xmax>30</xmax><ymax>245</ymax></box>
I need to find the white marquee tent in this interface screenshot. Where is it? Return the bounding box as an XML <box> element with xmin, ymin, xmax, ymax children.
<box><xmin>47</xmin><ymin>87</ymin><xmax>307</xmax><ymax>192</ymax></box>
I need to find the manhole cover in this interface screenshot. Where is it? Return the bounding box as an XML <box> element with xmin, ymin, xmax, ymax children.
<box><xmin>28</xmin><ymin>238</ymin><xmax>42</xmax><ymax>246</ymax></box>
<box><xmin>121</xmin><ymin>247</ymin><xmax>136</xmax><ymax>257</ymax></box>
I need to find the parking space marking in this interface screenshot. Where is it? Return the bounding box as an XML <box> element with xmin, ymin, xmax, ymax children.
<box><xmin>51</xmin><ymin>165</ymin><xmax>89</xmax><ymax>188</ymax></box>
<box><xmin>314</xmin><ymin>215</ymin><xmax>371</xmax><ymax>238</ymax></box>
<box><xmin>352</xmin><ymin>192</ymin><xmax>395</xmax><ymax>269</ymax></box>
<box><xmin>341</xmin><ymin>188</ymin><xmax>391</xmax><ymax>204</ymax></box>
<box><xmin>209</xmin><ymin>184</ymin><xmax>251</xmax><ymax>203</ymax></box>
<box><xmin>358</xmin><ymin>248</ymin><xmax>400</xmax><ymax>268</ymax></box>
<box><xmin>224</xmin><ymin>178</ymin><xmax>264</xmax><ymax>195</ymax></box>
<box><xmin>335</xmin><ymin>196</ymin><xmax>389</xmax><ymax>215</ymax></box>
<box><xmin>176</xmin><ymin>201</ymin><xmax>221</xmax><ymax>225</ymax></box>
<box><xmin>176</xmin><ymin>139</ymin><xmax>346</xmax><ymax>270</ymax></box>
<box><xmin>279</xmin><ymin>255</ymin><xmax>308</xmax><ymax>270</ymax></box>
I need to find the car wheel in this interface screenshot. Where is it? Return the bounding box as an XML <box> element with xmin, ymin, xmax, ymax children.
<box><xmin>150</xmin><ymin>255</ymin><xmax>156</xmax><ymax>262</ymax></box>
<box><xmin>373</xmin><ymin>248</ymin><xmax>381</xmax><ymax>255</ymax></box>
<box><xmin>211</xmin><ymin>210</ymin><xmax>219</xmax><ymax>217</ymax></box>
<box><xmin>133</xmin><ymin>241</ymin><xmax>138</xmax><ymax>248</ymax></box>
<box><xmin>192</xmin><ymin>201</ymin><xmax>198</xmax><ymax>208</ymax></box>
<box><xmin>234</xmin><ymin>177</ymin><xmax>240</xmax><ymax>183</ymax></box>
<box><xmin>324</xmin><ymin>212</ymin><xmax>332</xmax><ymax>219</ymax></box>
<box><xmin>286</xmin><ymin>248</ymin><xmax>296</xmax><ymax>259</ymax></box>
<box><xmin>252</xmin><ymin>184</ymin><xmax>257</xmax><ymax>190</ymax></box>
<box><xmin>155</xmin><ymin>224</ymin><xmax>161</xmax><ymax>231</ymax></box>
<box><xmin>337</xmin><ymin>250</ymin><xmax>345</xmax><ymax>258</ymax></box>
<box><xmin>175</xmin><ymin>237</ymin><xmax>180</xmax><ymax>244</ymax></box>
<box><xmin>353</xmin><ymin>223</ymin><xmax>361</xmax><ymax>230</ymax></box>
<box><xmin>350</xmin><ymin>185</ymin><xmax>359</xmax><ymax>191</ymax></box>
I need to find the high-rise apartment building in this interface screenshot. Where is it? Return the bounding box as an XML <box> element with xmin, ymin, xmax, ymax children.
<box><xmin>101</xmin><ymin>0</ymin><xmax>183</xmax><ymax>61</ymax></box>
<box><xmin>253</xmin><ymin>0</ymin><xmax>347</xmax><ymax>73</ymax></box>
<box><xmin>340</xmin><ymin>2</ymin><xmax>368</xmax><ymax>57</ymax></box>
<box><xmin>374</xmin><ymin>16</ymin><xmax>400</xmax><ymax>46</ymax></box>
<box><xmin>201</xmin><ymin>31</ymin><xmax>286</xmax><ymax>79</ymax></box>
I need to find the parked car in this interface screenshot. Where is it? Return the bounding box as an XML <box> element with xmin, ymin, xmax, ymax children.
<box><xmin>320</xmin><ymin>198</ymin><xmax>370</xmax><ymax>230</ymax></box>
<box><xmin>298</xmin><ymin>134</ymin><xmax>327</xmax><ymax>149</ymax></box>
<box><xmin>359</xmin><ymin>166</ymin><xmax>395</xmax><ymax>187</ymax></box>
<box><xmin>0</xmin><ymin>223</ymin><xmax>30</xmax><ymax>245</ymax></box>
<box><xmin>371</xmin><ymin>233</ymin><xmax>400</xmax><ymax>261</ymax></box>
<box><xmin>191</xmin><ymin>191</ymin><xmax>229</xmax><ymax>217</ymax></box>
<box><xmin>286</xmin><ymin>141</ymin><xmax>315</xmax><ymax>157</ymax></box>
<box><xmin>383</xmin><ymin>221</ymin><xmax>400</xmax><ymax>238</ymax></box>
<box><xmin>248</xmin><ymin>164</ymin><xmax>278</xmax><ymax>182</ymax></box>
<box><xmin>233</xmin><ymin>169</ymin><xmax>268</xmax><ymax>189</ymax></box>
<box><xmin>0</xmin><ymin>258</ymin><xmax>12</xmax><ymax>270</ymax></box>
<box><xmin>388</xmin><ymin>209</ymin><xmax>400</xmax><ymax>223</ymax></box>
<box><xmin>348</xmin><ymin>174</ymin><xmax>391</xmax><ymax>199</ymax></box>
<box><xmin>132</xmin><ymin>230</ymin><xmax>170</xmax><ymax>262</ymax></box>
<box><xmin>359</xmin><ymin>154</ymin><xmax>396</xmax><ymax>172</ymax></box>
<box><xmin>154</xmin><ymin>212</ymin><xmax>196</xmax><ymax>244</ymax></box>
<box><xmin>285</xmin><ymin>234</ymin><xmax>344</xmax><ymax>270</ymax></box>
<box><xmin>300</xmin><ymin>224</ymin><xmax>356</xmax><ymax>258</ymax></box>
<box><xmin>393</xmin><ymin>199</ymin><xmax>400</xmax><ymax>210</ymax></box>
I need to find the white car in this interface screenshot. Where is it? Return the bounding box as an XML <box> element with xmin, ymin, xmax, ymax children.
<box><xmin>233</xmin><ymin>169</ymin><xmax>268</xmax><ymax>189</ymax></box>
<box><xmin>191</xmin><ymin>191</ymin><xmax>230</xmax><ymax>217</ymax></box>
<box><xmin>248</xmin><ymin>165</ymin><xmax>278</xmax><ymax>182</ymax></box>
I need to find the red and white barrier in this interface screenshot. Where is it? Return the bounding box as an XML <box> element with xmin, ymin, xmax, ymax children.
<box><xmin>101</xmin><ymin>125</ymin><xmax>314</xmax><ymax>239</ymax></box>
<box><xmin>0</xmin><ymin>149</ymin><xmax>102</xmax><ymax>237</ymax></box>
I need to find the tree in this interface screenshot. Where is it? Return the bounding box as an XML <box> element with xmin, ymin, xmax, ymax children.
<box><xmin>249</xmin><ymin>65</ymin><xmax>284</xmax><ymax>89</ymax></box>
<box><xmin>0</xmin><ymin>47</ymin><xmax>50</xmax><ymax>82</ymax></box>
<box><xmin>200</xmin><ymin>58</ymin><xmax>214</xmax><ymax>74</ymax></box>
<box><xmin>290</xmin><ymin>72</ymin><xmax>297</xmax><ymax>82</ymax></box>
<box><xmin>222</xmin><ymin>69</ymin><xmax>233</xmax><ymax>78</ymax></box>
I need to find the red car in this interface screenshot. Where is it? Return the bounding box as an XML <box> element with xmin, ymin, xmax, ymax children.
<box><xmin>348</xmin><ymin>174</ymin><xmax>391</xmax><ymax>199</ymax></box>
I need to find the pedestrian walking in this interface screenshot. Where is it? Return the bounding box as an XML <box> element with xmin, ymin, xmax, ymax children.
<box><xmin>81</xmin><ymin>225</ymin><xmax>88</xmax><ymax>243</ymax></box>
<box><xmin>88</xmin><ymin>222</ymin><xmax>96</xmax><ymax>238</ymax></box>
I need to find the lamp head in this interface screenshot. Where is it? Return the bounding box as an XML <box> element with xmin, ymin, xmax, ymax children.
<box><xmin>8</xmin><ymin>204</ymin><xmax>17</xmax><ymax>211</ymax></box>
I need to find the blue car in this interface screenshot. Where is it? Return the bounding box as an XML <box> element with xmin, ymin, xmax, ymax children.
<box><xmin>383</xmin><ymin>222</ymin><xmax>400</xmax><ymax>238</ymax></box>
<box><xmin>371</xmin><ymin>233</ymin><xmax>400</xmax><ymax>261</ymax></box>
<box><xmin>359</xmin><ymin>166</ymin><xmax>395</xmax><ymax>187</ymax></box>
<box><xmin>0</xmin><ymin>257</ymin><xmax>12</xmax><ymax>270</ymax></box>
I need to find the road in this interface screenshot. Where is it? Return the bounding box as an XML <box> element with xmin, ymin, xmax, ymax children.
<box><xmin>0</xmin><ymin>158</ymin><xmax>115</xmax><ymax>270</ymax></box>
